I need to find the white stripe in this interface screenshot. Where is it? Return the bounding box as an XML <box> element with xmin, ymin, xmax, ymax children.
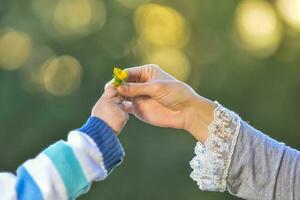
<box><xmin>67</xmin><ymin>131</ymin><xmax>107</xmax><ymax>181</ymax></box>
<box><xmin>23</xmin><ymin>153</ymin><xmax>68</xmax><ymax>200</ymax></box>
<box><xmin>0</xmin><ymin>172</ymin><xmax>17</xmax><ymax>200</ymax></box>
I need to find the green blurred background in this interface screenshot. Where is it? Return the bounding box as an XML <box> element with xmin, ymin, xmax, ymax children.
<box><xmin>0</xmin><ymin>0</ymin><xmax>300</xmax><ymax>199</ymax></box>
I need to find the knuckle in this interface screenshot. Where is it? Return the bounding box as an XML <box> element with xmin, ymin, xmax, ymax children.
<box><xmin>121</xmin><ymin>85</ymin><xmax>133</xmax><ymax>96</ymax></box>
<box><xmin>106</xmin><ymin>87</ymin><xmax>113</xmax><ymax>94</ymax></box>
<box><xmin>173</xmin><ymin>81</ymin><xmax>186</xmax><ymax>92</ymax></box>
<box><xmin>149</xmin><ymin>64</ymin><xmax>161</xmax><ymax>71</ymax></box>
<box><xmin>152</xmin><ymin>82</ymin><xmax>163</xmax><ymax>92</ymax></box>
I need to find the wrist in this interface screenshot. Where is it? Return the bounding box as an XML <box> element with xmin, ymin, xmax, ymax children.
<box><xmin>77</xmin><ymin>117</ymin><xmax>125</xmax><ymax>172</ymax></box>
<box><xmin>184</xmin><ymin>95</ymin><xmax>217</xmax><ymax>143</ymax></box>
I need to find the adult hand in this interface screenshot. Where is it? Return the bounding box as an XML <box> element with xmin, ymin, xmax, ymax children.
<box><xmin>116</xmin><ymin>64</ymin><xmax>217</xmax><ymax>143</ymax></box>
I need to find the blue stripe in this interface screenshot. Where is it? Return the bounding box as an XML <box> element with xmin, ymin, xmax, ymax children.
<box><xmin>16</xmin><ymin>166</ymin><xmax>43</xmax><ymax>200</ymax></box>
<box><xmin>44</xmin><ymin>141</ymin><xmax>89</xmax><ymax>199</ymax></box>
<box><xmin>78</xmin><ymin>117</ymin><xmax>125</xmax><ymax>172</ymax></box>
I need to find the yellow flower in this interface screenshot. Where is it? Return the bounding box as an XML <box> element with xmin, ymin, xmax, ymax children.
<box><xmin>112</xmin><ymin>67</ymin><xmax>128</xmax><ymax>86</ymax></box>
<box><xmin>114</xmin><ymin>67</ymin><xmax>128</xmax><ymax>80</ymax></box>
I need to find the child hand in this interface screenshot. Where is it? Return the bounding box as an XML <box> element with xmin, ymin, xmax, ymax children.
<box><xmin>91</xmin><ymin>85</ymin><xmax>129</xmax><ymax>135</ymax></box>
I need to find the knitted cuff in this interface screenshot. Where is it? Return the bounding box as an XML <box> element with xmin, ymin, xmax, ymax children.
<box><xmin>78</xmin><ymin>117</ymin><xmax>125</xmax><ymax>173</ymax></box>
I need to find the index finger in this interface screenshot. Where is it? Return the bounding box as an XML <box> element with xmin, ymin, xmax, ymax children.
<box><xmin>125</xmin><ymin>65</ymin><xmax>151</xmax><ymax>83</ymax></box>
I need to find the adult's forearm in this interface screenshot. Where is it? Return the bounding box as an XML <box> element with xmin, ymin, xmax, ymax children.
<box><xmin>227</xmin><ymin>121</ymin><xmax>300</xmax><ymax>200</ymax></box>
<box><xmin>189</xmin><ymin>102</ymin><xmax>300</xmax><ymax>199</ymax></box>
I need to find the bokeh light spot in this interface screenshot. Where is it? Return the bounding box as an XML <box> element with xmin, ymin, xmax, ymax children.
<box><xmin>276</xmin><ymin>0</ymin><xmax>300</xmax><ymax>32</ymax></box>
<box><xmin>53</xmin><ymin>0</ymin><xmax>106</xmax><ymax>36</ymax></box>
<box><xmin>145</xmin><ymin>48</ymin><xmax>190</xmax><ymax>81</ymax></box>
<box><xmin>42</xmin><ymin>55</ymin><xmax>82</xmax><ymax>96</ymax></box>
<box><xmin>21</xmin><ymin>46</ymin><xmax>55</xmax><ymax>93</ymax></box>
<box><xmin>236</xmin><ymin>0</ymin><xmax>282</xmax><ymax>57</ymax></box>
<box><xmin>134</xmin><ymin>4</ymin><xmax>189</xmax><ymax>48</ymax></box>
<box><xmin>0</xmin><ymin>29</ymin><xmax>32</xmax><ymax>70</ymax></box>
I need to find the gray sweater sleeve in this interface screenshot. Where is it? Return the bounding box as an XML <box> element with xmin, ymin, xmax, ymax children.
<box><xmin>190</xmin><ymin>102</ymin><xmax>300</xmax><ymax>200</ymax></box>
<box><xmin>227</xmin><ymin>121</ymin><xmax>300</xmax><ymax>200</ymax></box>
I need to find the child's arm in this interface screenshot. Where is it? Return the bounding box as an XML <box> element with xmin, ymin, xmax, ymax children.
<box><xmin>0</xmin><ymin>117</ymin><xmax>124</xmax><ymax>200</ymax></box>
<box><xmin>0</xmin><ymin>86</ymin><xmax>127</xmax><ymax>200</ymax></box>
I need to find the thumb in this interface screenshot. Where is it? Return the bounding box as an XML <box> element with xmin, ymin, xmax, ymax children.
<box><xmin>117</xmin><ymin>82</ymin><xmax>158</xmax><ymax>97</ymax></box>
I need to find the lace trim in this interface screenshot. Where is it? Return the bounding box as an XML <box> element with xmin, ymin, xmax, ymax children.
<box><xmin>190</xmin><ymin>101</ymin><xmax>241</xmax><ymax>191</ymax></box>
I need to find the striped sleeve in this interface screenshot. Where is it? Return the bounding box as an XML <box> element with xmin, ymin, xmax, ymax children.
<box><xmin>0</xmin><ymin>117</ymin><xmax>125</xmax><ymax>200</ymax></box>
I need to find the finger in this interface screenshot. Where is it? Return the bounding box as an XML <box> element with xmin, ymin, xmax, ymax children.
<box><xmin>104</xmin><ymin>79</ymin><xmax>114</xmax><ymax>90</ymax></box>
<box><xmin>117</xmin><ymin>82</ymin><xmax>159</xmax><ymax>98</ymax></box>
<box><xmin>125</xmin><ymin>64</ymin><xmax>153</xmax><ymax>82</ymax></box>
<box><xmin>125</xmin><ymin>66</ymin><xmax>143</xmax><ymax>82</ymax></box>
<box><xmin>111</xmin><ymin>95</ymin><xmax>124</xmax><ymax>104</ymax></box>
<box><xmin>104</xmin><ymin>87</ymin><xmax>118</xmax><ymax>98</ymax></box>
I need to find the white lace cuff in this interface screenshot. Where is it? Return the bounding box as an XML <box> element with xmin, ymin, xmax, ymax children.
<box><xmin>190</xmin><ymin>102</ymin><xmax>241</xmax><ymax>191</ymax></box>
